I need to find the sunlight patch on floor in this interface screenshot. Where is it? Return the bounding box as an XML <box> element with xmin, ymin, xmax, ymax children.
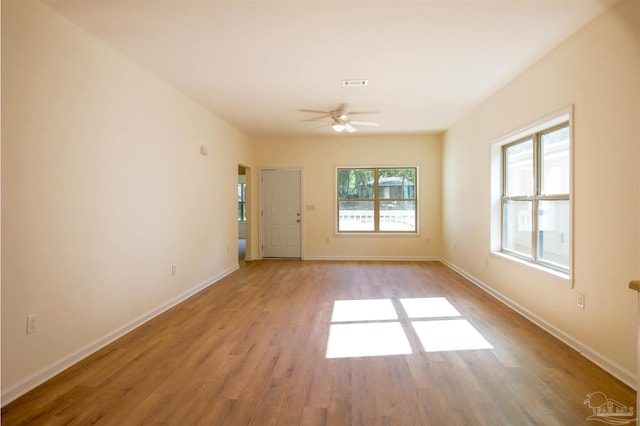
<box><xmin>399</xmin><ymin>297</ymin><xmax>461</xmax><ymax>318</ymax></box>
<box><xmin>326</xmin><ymin>322</ymin><xmax>412</xmax><ymax>358</ymax></box>
<box><xmin>412</xmin><ymin>319</ymin><xmax>494</xmax><ymax>352</ymax></box>
<box><xmin>330</xmin><ymin>299</ymin><xmax>398</xmax><ymax>322</ymax></box>
<box><xmin>326</xmin><ymin>297</ymin><xmax>493</xmax><ymax>358</ymax></box>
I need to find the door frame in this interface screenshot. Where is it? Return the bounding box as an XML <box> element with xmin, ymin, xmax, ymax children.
<box><xmin>260</xmin><ymin>167</ymin><xmax>303</xmax><ymax>259</ymax></box>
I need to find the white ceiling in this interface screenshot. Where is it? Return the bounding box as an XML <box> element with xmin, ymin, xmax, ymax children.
<box><xmin>42</xmin><ymin>0</ymin><xmax>615</xmax><ymax>137</ymax></box>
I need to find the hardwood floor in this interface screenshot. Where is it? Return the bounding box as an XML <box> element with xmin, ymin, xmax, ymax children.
<box><xmin>2</xmin><ymin>260</ymin><xmax>635</xmax><ymax>425</ymax></box>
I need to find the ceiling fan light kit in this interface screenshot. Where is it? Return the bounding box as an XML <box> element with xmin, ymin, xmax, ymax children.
<box><xmin>332</xmin><ymin>122</ymin><xmax>357</xmax><ymax>133</ymax></box>
<box><xmin>332</xmin><ymin>123</ymin><xmax>346</xmax><ymax>132</ymax></box>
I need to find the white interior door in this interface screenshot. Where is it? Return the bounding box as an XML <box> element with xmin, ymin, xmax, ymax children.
<box><xmin>262</xmin><ymin>169</ymin><xmax>301</xmax><ymax>258</ymax></box>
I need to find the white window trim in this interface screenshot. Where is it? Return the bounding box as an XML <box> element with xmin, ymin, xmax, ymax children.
<box><xmin>490</xmin><ymin>106</ymin><xmax>574</xmax><ymax>286</ymax></box>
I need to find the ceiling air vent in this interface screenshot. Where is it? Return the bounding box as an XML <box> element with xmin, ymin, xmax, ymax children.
<box><xmin>342</xmin><ymin>79</ymin><xmax>368</xmax><ymax>87</ymax></box>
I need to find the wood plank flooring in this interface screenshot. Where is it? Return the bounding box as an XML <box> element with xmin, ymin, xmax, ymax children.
<box><xmin>2</xmin><ymin>260</ymin><xmax>635</xmax><ymax>425</ymax></box>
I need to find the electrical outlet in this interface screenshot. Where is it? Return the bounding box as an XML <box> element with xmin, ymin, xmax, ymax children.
<box><xmin>27</xmin><ymin>314</ymin><xmax>39</xmax><ymax>334</ymax></box>
<box><xmin>171</xmin><ymin>264</ymin><xmax>177</xmax><ymax>276</ymax></box>
<box><xmin>577</xmin><ymin>293</ymin><xmax>585</xmax><ymax>309</ymax></box>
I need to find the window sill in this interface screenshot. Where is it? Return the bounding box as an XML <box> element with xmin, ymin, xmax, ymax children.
<box><xmin>491</xmin><ymin>251</ymin><xmax>572</xmax><ymax>284</ymax></box>
<box><xmin>336</xmin><ymin>232</ymin><xmax>421</xmax><ymax>238</ymax></box>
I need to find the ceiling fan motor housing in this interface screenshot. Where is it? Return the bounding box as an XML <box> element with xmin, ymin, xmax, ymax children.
<box><xmin>330</xmin><ymin>109</ymin><xmax>349</xmax><ymax>123</ymax></box>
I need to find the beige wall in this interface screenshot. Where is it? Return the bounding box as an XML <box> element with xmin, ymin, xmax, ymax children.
<box><xmin>1</xmin><ymin>0</ymin><xmax>253</xmax><ymax>400</ymax></box>
<box><xmin>252</xmin><ymin>134</ymin><xmax>442</xmax><ymax>261</ymax></box>
<box><xmin>442</xmin><ymin>0</ymin><xmax>640</xmax><ymax>383</ymax></box>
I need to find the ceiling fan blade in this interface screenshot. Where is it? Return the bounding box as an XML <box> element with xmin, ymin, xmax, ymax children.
<box><xmin>302</xmin><ymin>116</ymin><xmax>332</xmax><ymax>122</ymax></box>
<box><xmin>350</xmin><ymin>120</ymin><xmax>380</xmax><ymax>127</ymax></box>
<box><xmin>348</xmin><ymin>111</ymin><xmax>378</xmax><ymax>116</ymax></box>
<box><xmin>345</xmin><ymin>123</ymin><xmax>357</xmax><ymax>133</ymax></box>
<box><xmin>298</xmin><ymin>108</ymin><xmax>330</xmax><ymax>115</ymax></box>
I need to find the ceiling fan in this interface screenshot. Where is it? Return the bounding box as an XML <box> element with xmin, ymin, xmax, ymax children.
<box><xmin>300</xmin><ymin>104</ymin><xmax>380</xmax><ymax>133</ymax></box>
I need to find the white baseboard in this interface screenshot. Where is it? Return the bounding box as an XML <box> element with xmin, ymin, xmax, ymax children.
<box><xmin>302</xmin><ymin>255</ymin><xmax>440</xmax><ymax>261</ymax></box>
<box><xmin>1</xmin><ymin>265</ymin><xmax>239</xmax><ymax>406</ymax></box>
<box><xmin>440</xmin><ymin>259</ymin><xmax>637</xmax><ymax>390</ymax></box>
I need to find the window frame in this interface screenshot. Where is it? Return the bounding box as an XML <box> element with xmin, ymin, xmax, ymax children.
<box><xmin>501</xmin><ymin>123</ymin><xmax>570</xmax><ymax>272</ymax></box>
<box><xmin>335</xmin><ymin>166</ymin><xmax>418</xmax><ymax>234</ymax></box>
<box><xmin>490</xmin><ymin>107</ymin><xmax>573</xmax><ymax>282</ymax></box>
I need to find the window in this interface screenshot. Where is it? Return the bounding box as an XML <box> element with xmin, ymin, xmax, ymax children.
<box><xmin>501</xmin><ymin>120</ymin><xmax>570</xmax><ymax>273</ymax></box>
<box><xmin>238</xmin><ymin>183</ymin><xmax>246</xmax><ymax>222</ymax></box>
<box><xmin>337</xmin><ymin>167</ymin><xmax>417</xmax><ymax>233</ymax></box>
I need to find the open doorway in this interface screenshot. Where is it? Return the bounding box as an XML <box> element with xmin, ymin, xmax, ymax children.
<box><xmin>238</xmin><ymin>164</ymin><xmax>250</xmax><ymax>265</ymax></box>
